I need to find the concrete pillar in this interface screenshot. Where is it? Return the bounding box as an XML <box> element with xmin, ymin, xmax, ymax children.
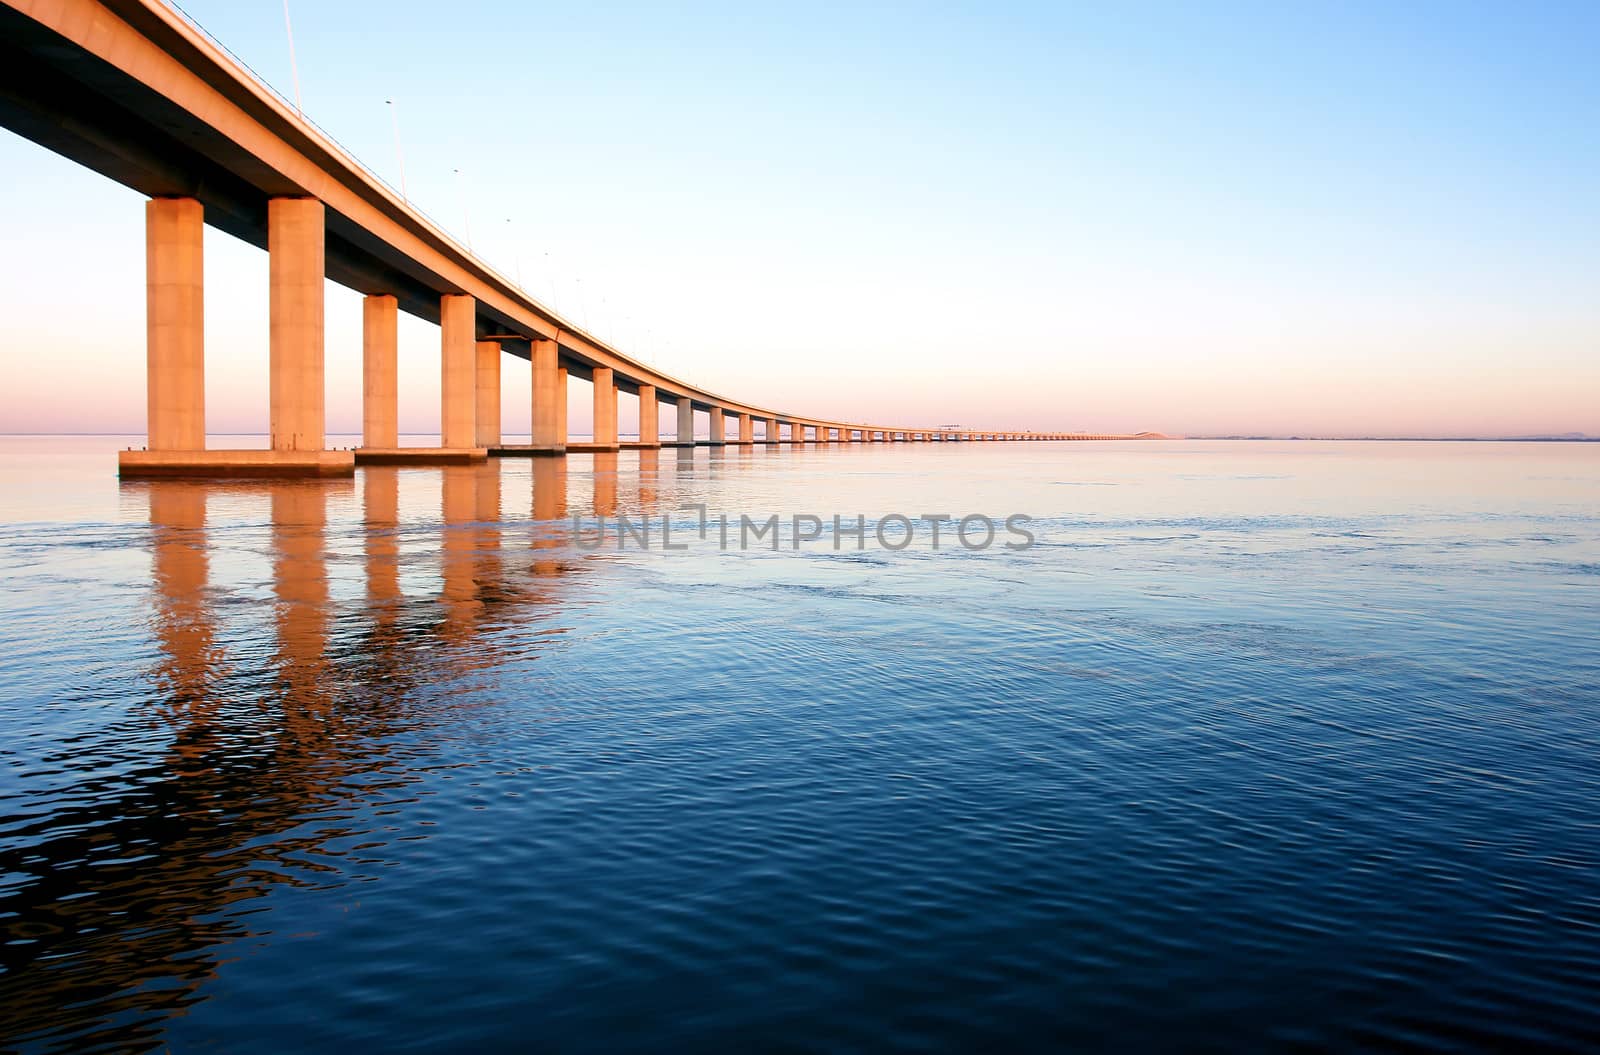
<box><xmin>531</xmin><ymin>338</ymin><xmax>562</xmax><ymax>451</ymax></box>
<box><xmin>440</xmin><ymin>294</ymin><xmax>476</xmax><ymax>449</ymax></box>
<box><xmin>592</xmin><ymin>366</ymin><xmax>618</xmax><ymax>449</ymax></box>
<box><xmin>145</xmin><ymin>198</ymin><xmax>205</xmax><ymax>450</ymax></box>
<box><xmin>268</xmin><ymin>198</ymin><xmax>325</xmax><ymax>452</ymax></box>
<box><xmin>765</xmin><ymin>417</ymin><xmax>779</xmax><ymax>443</ymax></box>
<box><xmin>362</xmin><ymin>294</ymin><xmax>398</xmax><ymax>448</ymax></box>
<box><xmin>790</xmin><ymin>422</ymin><xmax>806</xmax><ymax>443</ymax></box>
<box><xmin>475</xmin><ymin>341</ymin><xmax>501</xmax><ymax>447</ymax></box>
<box><xmin>738</xmin><ymin>412</ymin><xmax>753</xmax><ymax>444</ymax></box>
<box><xmin>677</xmin><ymin>397</ymin><xmax>694</xmax><ymax>444</ymax></box>
<box><xmin>708</xmin><ymin>407</ymin><xmax>726</xmax><ymax>445</ymax></box>
<box><xmin>637</xmin><ymin>384</ymin><xmax>659</xmax><ymax>446</ymax></box>
<box><xmin>556</xmin><ymin>366</ymin><xmax>569</xmax><ymax>446</ymax></box>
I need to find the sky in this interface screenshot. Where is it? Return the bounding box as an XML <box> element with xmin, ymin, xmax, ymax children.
<box><xmin>1</xmin><ymin>0</ymin><xmax>1597</xmax><ymax>438</ymax></box>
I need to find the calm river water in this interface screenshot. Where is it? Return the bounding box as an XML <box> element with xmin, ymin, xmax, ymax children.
<box><xmin>1</xmin><ymin>438</ymin><xmax>1597</xmax><ymax>1052</ymax></box>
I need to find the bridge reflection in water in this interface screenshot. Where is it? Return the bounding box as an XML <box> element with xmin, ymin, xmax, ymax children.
<box><xmin>0</xmin><ymin>458</ymin><xmax>627</xmax><ymax>1052</ymax></box>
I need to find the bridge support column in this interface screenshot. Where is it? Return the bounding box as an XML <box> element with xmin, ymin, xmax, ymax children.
<box><xmin>592</xmin><ymin>367</ymin><xmax>618</xmax><ymax>450</ymax></box>
<box><xmin>556</xmin><ymin>366</ymin><xmax>569</xmax><ymax>447</ymax></box>
<box><xmin>362</xmin><ymin>295</ymin><xmax>398</xmax><ymax>448</ymax></box>
<box><xmin>708</xmin><ymin>407</ymin><xmax>726</xmax><ymax>446</ymax></box>
<box><xmin>122</xmin><ymin>197</ymin><xmax>351</xmax><ymax>477</ymax></box>
<box><xmin>144</xmin><ymin>197</ymin><xmax>204</xmax><ymax>451</ymax></box>
<box><xmin>636</xmin><ymin>385</ymin><xmax>660</xmax><ymax>447</ymax></box>
<box><xmin>269</xmin><ymin>198</ymin><xmax>325</xmax><ymax>452</ymax></box>
<box><xmin>737</xmin><ymin>413</ymin><xmax>753</xmax><ymax>445</ymax></box>
<box><xmin>788</xmin><ymin>422</ymin><xmax>804</xmax><ymax>444</ymax></box>
<box><xmin>475</xmin><ymin>341</ymin><xmax>501</xmax><ymax>447</ymax></box>
<box><xmin>530</xmin><ymin>339</ymin><xmax>564</xmax><ymax>454</ymax></box>
<box><xmin>441</xmin><ymin>294</ymin><xmax>477</xmax><ymax>449</ymax></box>
<box><xmin>764</xmin><ymin>417</ymin><xmax>780</xmax><ymax>444</ymax></box>
<box><xmin>677</xmin><ymin>397</ymin><xmax>694</xmax><ymax>445</ymax></box>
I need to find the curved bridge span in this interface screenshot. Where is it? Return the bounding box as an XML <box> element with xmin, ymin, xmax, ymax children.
<box><xmin>1</xmin><ymin>0</ymin><xmax>1144</xmax><ymax>476</ymax></box>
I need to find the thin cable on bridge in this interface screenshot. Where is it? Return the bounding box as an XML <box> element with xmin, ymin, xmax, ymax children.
<box><xmin>280</xmin><ymin>0</ymin><xmax>303</xmax><ymax>114</ymax></box>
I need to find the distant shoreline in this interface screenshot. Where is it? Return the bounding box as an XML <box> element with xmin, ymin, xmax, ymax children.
<box><xmin>1189</xmin><ymin>436</ymin><xmax>1597</xmax><ymax>443</ymax></box>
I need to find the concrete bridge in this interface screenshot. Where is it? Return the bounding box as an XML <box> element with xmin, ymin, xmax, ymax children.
<box><xmin>1</xmin><ymin>0</ymin><xmax>1144</xmax><ymax>477</ymax></box>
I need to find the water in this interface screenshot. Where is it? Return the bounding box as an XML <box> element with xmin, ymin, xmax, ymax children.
<box><xmin>2</xmin><ymin>437</ymin><xmax>1597</xmax><ymax>1052</ymax></box>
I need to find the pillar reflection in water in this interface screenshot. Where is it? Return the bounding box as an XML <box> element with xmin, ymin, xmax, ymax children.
<box><xmin>147</xmin><ymin>482</ymin><xmax>222</xmax><ymax>755</ymax></box>
<box><xmin>593</xmin><ymin>452</ymin><xmax>619</xmax><ymax>519</ymax></box>
<box><xmin>271</xmin><ymin>482</ymin><xmax>331</xmax><ymax>710</ymax></box>
<box><xmin>531</xmin><ymin>456</ymin><xmax>569</xmax><ymax>577</ymax></box>
<box><xmin>440</xmin><ymin>465</ymin><xmax>484</xmax><ymax>635</ymax></box>
<box><xmin>364</xmin><ymin>465</ymin><xmax>401</xmax><ymax>610</ymax></box>
<box><xmin>0</xmin><ymin>477</ymin><xmax>369</xmax><ymax>1052</ymax></box>
<box><xmin>638</xmin><ymin>447</ymin><xmax>660</xmax><ymax>509</ymax></box>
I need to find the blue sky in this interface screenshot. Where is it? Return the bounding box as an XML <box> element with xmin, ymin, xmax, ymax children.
<box><xmin>2</xmin><ymin>0</ymin><xmax>1597</xmax><ymax>436</ymax></box>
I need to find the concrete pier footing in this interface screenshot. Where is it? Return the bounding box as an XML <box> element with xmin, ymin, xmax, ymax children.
<box><xmin>356</xmin><ymin>447</ymin><xmax>487</xmax><ymax>465</ymax></box>
<box><xmin>120</xmin><ymin>449</ymin><xmax>355</xmax><ymax>477</ymax></box>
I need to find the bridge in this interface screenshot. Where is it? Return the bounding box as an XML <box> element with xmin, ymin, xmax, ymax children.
<box><xmin>1</xmin><ymin>0</ymin><xmax>1144</xmax><ymax>477</ymax></box>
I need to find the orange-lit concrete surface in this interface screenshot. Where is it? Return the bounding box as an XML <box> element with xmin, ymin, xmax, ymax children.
<box><xmin>670</xmin><ymin>397</ymin><xmax>694</xmax><ymax>448</ymax></box>
<box><xmin>556</xmin><ymin>368</ymin><xmax>569</xmax><ymax>447</ymax></box>
<box><xmin>5</xmin><ymin>0</ymin><xmax>1146</xmax><ymax>475</ymax></box>
<box><xmin>475</xmin><ymin>341</ymin><xmax>502</xmax><ymax>448</ymax></box>
<box><xmin>362</xmin><ymin>295</ymin><xmax>399</xmax><ymax>448</ymax></box>
<box><xmin>637</xmin><ymin>385</ymin><xmax>660</xmax><ymax>448</ymax></box>
<box><xmin>441</xmin><ymin>295</ymin><xmax>476</xmax><ymax>450</ymax></box>
<box><xmin>532</xmin><ymin>340</ymin><xmax>564</xmax><ymax>453</ymax></box>
<box><xmin>268</xmin><ymin>197</ymin><xmax>324</xmax><ymax>452</ymax></box>
<box><xmin>592</xmin><ymin>367</ymin><xmax>618</xmax><ymax>452</ymax></box>
<box><xmin>142</xmin><ymin>197</ymin><xmax>204</xmax><ymax>451</ymax></box>
<box><xmin>494</xmin><ymin>337</ymin><xmax>565</xmax><ymax>457</ymax></box>
<box><xmin>119</xmin><ymin>449</ymin><xmax>354</xmax><ymax>476</ymax></box>
<box><xmin>707</xmin><ymin>408</ymin><xmax>726</xmax><ymax>447</ymax></box>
